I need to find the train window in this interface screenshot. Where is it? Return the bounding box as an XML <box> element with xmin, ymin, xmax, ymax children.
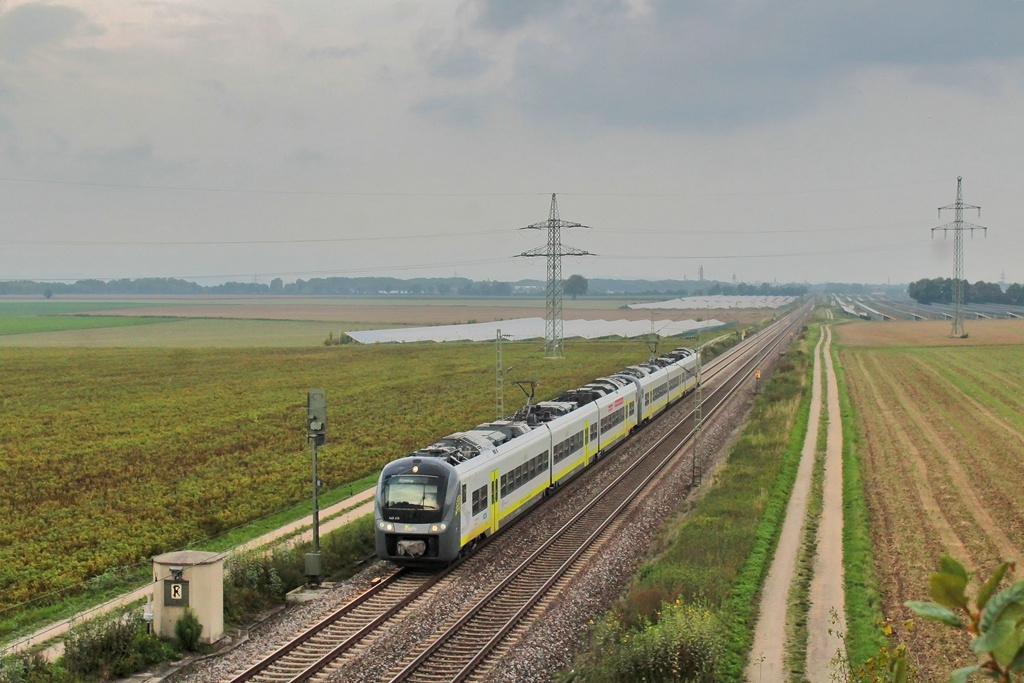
<box><xmin>383</xmin><ymin>474</ymin><xmax>441</xmax><ymax>512</ymax></box>
<box><xmin>462</xmin><ymin>484</ymin><xmax>466</xmax><ymax>505</ymax></box>
<box><xmin>500</xmin><ymin>474</ymin><xmax>507</xmax><ymax>497</ymax></box>
<box><xmin>472</xmin><ymin>485</ymin><xmax>488</xmax><ymax>515</ymax></box>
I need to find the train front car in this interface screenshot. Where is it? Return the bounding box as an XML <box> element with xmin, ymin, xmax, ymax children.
<box><xmin>375</xmin><ymin>456</ymin><xmax>461</xmax><ymax>565</ymax></box>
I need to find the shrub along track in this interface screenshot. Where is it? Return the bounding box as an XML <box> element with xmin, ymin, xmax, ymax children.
<box><xmin>839</xmin><ymin>343</ymin><xmax>1024</xmax><ymax>679</ymax></box>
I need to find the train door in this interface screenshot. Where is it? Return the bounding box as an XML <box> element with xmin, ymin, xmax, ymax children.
<box><xmin>490</xmin><ymin>469</ymin><xmax>500</xmax><ymax>534</ymax></box>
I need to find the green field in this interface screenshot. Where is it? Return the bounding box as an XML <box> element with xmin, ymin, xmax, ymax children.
<box><xmin>0</xmin><ymin>339</ymin><xmax>654</xmax><ymax>619</ymax></box>
<box><xmin>0</xmin><ymin>319</ymin><xmax>358</xmax><ymax>347</ymax></box>
<box><xmin>0</xmin><ymin>300</ymin><xmax>175</xmax><ymax>338</ymax></box>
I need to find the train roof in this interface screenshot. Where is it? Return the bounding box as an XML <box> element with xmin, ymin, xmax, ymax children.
<box><xmin>409</xmin><ymin>420</ymin><xmax>531</xmax><ymax>465</ymax></box>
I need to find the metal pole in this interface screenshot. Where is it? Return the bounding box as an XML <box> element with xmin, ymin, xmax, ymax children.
<box><xmin>312</xmin><ymin>439</ymin><xmax>320</xmax><ymax>554</ymax></box>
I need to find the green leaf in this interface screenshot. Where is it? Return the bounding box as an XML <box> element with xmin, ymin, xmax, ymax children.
<box><xmin>977</xmin><ymin>562</ymin><xmax>1012</xmax><ymax>611</ymax></box>
<box><xmin>892</xmin><ymin>655</ymin><xmax>907</xmax><ymax>683</ymax></box>
<box><xmin>949</xmin><ymin>665</ymin><xmax>981</xmax><ymax>683</ymax></box>
<box><xmin>980</xmin><ymin>580</ymin><xmax>1024</xmax><ymax>634</ymax></box>
<box><xmin>1009</xmin><ymin>639</ymin><xmax>1024</xmax><ymax>673</ymax></box>
<box><xmin>973</xmin><ymin>614</ymin><xmax>1015</xmax><ymax>654</ymax></box>
<box><xmin>991</xmin><ymin>606</ymin><xmax>1024</xmax><ymax>667</ymax></box>
<box><xmin>941</xmin><ymin>555</ymin><xmax>969</xmax><ymax>582</ymax></box>
<box><xmin>931</xmin><ymin>571</ymin><xmax>969</xmax><ymax>610</ymax></box>
<box><xmin>905</xmin><ymin>601</ymin><xmax>964</xmax><ymax>628</ymax></box>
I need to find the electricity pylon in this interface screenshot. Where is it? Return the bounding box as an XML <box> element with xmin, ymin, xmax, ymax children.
<box><xmin>516</xmin><ymin>194</ymin><xmax>594</xmax><ymax>358</ymax></box>
<box><xmin>932</xmin><ymin>177</ymin><xmax>987</xmax><ymax>338</ymax></box>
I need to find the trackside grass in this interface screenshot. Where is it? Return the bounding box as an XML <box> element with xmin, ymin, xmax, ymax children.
<box><xmin>566</xmin><ymin>326</ymin><xmax>812</xmax><ymax>682</ymax></box>
<box><xmin>833</xmin><ymin>339</ymin><xmax>888</xmax><ymax>670</ymax></box>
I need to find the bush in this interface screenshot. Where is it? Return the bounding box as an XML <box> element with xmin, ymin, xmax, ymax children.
<box><xmin>570</xmin><ymin>601</ymin><xmax>724</xmax><ymax>682</ymax></box>
<box><xmin>0</xmin><ymin>651</ymin><xmax>71</xmax><ymax>683</ymax></box>
<box><xmin>223</xmin><ymin>515</ymin><xmax>375</xmax><ymax>625</ymax></box>
<box><xmin>174</xmin><ymin>609</ymin><xmax>203</xmax><ymax>652</ymax></box>
<box><xmin>63</xmin><ymin>610</ymin><xmax>174</xmax><ymax>680</ymax></box>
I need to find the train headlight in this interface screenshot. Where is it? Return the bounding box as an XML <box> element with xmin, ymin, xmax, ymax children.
<box><xmin>439</xmin><ymin>523</ymin><xmax>447</xmax><ymax>531</ymax></box>
<box><xmin>377</xmin><ymin>521</ymin><xmax>385</xmax><ymax>530</ymax></box>
<box><xmin>430</xmin><ymin>524</ymin><xmax>439</xmax><ymax>532</ymax></box>
<box><xmin>385</xmin><ymin>523</ymin><xmax>394</xmax><ymax>532</ymax></box>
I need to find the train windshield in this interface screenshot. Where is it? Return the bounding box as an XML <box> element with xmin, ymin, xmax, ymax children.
<box><xmin>382</xmin><ymin>474</ymin><xmax>441</xmax><ymax>512</ymax></box>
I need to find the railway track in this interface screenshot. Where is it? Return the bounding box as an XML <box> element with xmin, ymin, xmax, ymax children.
<box><xmin>381</xmin><ymin>305</ymin><xmax>808</xmax><ymax>682</ymax></box>
<box><xmin>224</xmin><ymin>570</ymin><xmax>439</xmax><ymax>683</ymax></box>
<box><xmin>223</xmin><ymin>305</ymin><xmax>809</xmax><ymax>683</ymax></box>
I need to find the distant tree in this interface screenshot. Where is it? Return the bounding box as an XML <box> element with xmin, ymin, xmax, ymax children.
<box><xmin>564</xmin><ymin>274</ymin><xmax>588</xmax><ymax>299</ymax></box>
<box><xmin>43</xmin><ymin>288</ymin><xmax>53</xmax><ymax>299</ymax></box>
<box><xmin>270</xmin><ymin>278</ymin><xmax>283</xmax><ymax>293</ymax></box>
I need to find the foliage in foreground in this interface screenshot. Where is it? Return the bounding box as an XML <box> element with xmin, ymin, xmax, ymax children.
<box><xmin>908</xmin><ymin>556</ymin><xmax>1024</xmax><ymax>682</ymax></box>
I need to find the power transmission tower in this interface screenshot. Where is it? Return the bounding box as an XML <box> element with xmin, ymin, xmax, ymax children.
<box><xmin>515</xmin><ymin>194</ymin><xmax>594</xmax><ymax>358</ymax></box>
<box><xmin>932</xmin><ymin>177</ymin><xmax>987</xmax><ymax>338</ymax></box>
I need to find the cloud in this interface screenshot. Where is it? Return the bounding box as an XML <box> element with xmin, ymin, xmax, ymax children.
<box><xmin>410</xmin><ymin>94</ymin><xmax>487</xmax><ymax>126</ymax></box>
<box><xmin>285</xmin><ymin>147</ymin><xmax>325</xmax><ymax>167</ymax></box>
<box><xmin>474</xmin><ymin>0</ymin><xmax>1024</xmax><ymax>130</ymax></box>
<box><xmin>306</xmin><ymin>45</ymin><xmax>366</xmax><ymax>61</ymax></box>
<box><xmin>73</xmin><ymin>140</ymin><xmax>195</xmax><ymax>183</ymax></box>
<box><xmin>0</xmin><ymin>3</ymin><xmax>87</xmax><ymax>63</ymax></box>
<box><xmin>428</xmin><ymin>44</ymin><xmax>491</xmax><ymax>79</ymax></box>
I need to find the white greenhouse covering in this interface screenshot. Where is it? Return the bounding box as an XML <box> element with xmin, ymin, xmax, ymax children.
<box><xmin>628</xmin><ymin>295</ymin><xmax>795</xmax><ymax>310</ymax></box>
<box><xmin>346</xmin><ymin>316</ymin><xmax>728</xmax><ymax>345</ymax></box>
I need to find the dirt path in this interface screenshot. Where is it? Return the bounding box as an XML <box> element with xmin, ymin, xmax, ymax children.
<box><xmin>746</xmin><ymin>328</ymin><xmax>825</xmax><ymax>682</ymax></box>
<box><xmin>805</xmin><ymin>325</ymin><xmax>848</xmax><ymax>678</ymax></box>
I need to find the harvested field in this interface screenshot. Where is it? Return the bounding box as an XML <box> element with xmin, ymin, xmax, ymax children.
<box><xmin>838</xmin><ymin>319</ymin><xmax>1024</xmax><ymax>346</ymax></box>
<box><xmin>839</xmin><ymin>328</ymin><xmax>1024</xmax><ymax>678</ymax></box>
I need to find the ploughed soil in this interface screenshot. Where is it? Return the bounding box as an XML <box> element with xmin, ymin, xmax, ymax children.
<box><xmin>838</xmin><ymin>319</ymin><xmax>1024</xmax><ymax>346</ymax></box>
<box><xmin>840</xmin><ymin>340</ymin><xmax>1024</xmax><ymax>679</ymax></box>
<box><xmin>81</xmin><ymin>301</ymin><xmax>768</xmax><ymax>326</ymax></box>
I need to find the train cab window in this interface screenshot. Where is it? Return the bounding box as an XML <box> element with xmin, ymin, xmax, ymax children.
<box><xmin>382</xmin><ymin>474</ymin><xmax>440</xmax><ymax>512</ymax></box>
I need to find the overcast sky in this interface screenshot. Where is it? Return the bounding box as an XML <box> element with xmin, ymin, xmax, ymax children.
<box><xmin>2</xmin><ymin>0</ymin><xmax>1023</xmax><ymax>286</ymax></box>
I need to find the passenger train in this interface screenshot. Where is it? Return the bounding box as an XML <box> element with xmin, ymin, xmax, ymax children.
<box><xmin>374</xmin><ymin>347</ymin><xmax>700</xmax><ymax>565</ymax></box>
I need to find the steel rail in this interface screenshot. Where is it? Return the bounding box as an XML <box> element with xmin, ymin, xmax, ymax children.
<box><xmin>385</xmin><ymin>304</ymin><xmax>810</xmax><ymax>682</ymax></box>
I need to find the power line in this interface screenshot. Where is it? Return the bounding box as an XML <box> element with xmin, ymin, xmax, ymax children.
<box><xmin>0</xmin><ymin>176</ymin><xmax>546</xmax><ymax>197</ymax></box>
<box><xmin>0</xmin><ymin>229</ymin><xmax>506</xmax><ymax>246</ymax></box>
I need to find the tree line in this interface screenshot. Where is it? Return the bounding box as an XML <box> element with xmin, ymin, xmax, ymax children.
<box><xmin>0</xmin><ymin>275</ymin><xmax>807</xmax><ymax>298</ymax></box>
<box><xmin>907</xmin><ymin>277</ymin><xmax>1024</xmax><ymax>306</ymax></box>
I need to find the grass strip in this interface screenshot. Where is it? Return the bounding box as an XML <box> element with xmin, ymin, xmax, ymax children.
<box><xmin>833</xmin><ymin>341</ymin><xmax>888</xmax><ymax>668</ymax></box>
